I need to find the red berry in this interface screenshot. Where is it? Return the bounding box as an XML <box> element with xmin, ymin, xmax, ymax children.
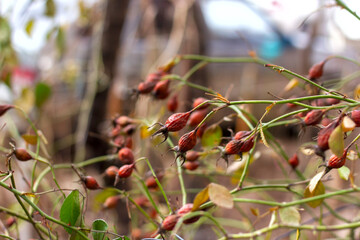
<box><xmin>177</xmin><ymin>203</ymin><xmax>200</xmax><ymax>224</ymax></box>
<box><xmin>183</xmin><ymin>161</ymin><xmax>200</xmax><ymax>171</ymax></box>
<box><xmin>153</xmin><ymin>79</ymin><xmax>170</xmax><ymax>99</ymax></box>
<box><xmin>14</xmin><ymin>148</ymin><xmax>32</xmax><ymax>161</ymax></box>
<box><xmin>83</xmin><ymin>176</ymin><xmax>102</xmax><ymax>190</ymax></box>
<box><xmin>308</xmin><ymin>60</ymin><xmax>325</xmax><ymax>80</ymax></box>
<box><xmin>234</xmin><ymin>131</ymin><xmax>252</xmax><ymax>140</ymax></box>
<box><xmin>0</xmin><ymin>104</ymin><xmax>14</xmax><ymax>117</ymax></box>
<box><xmin>161</xmin><ymin>214</ymin><xmax>179</xmax><ymax>231</ymax></box>
<box><xmin>185</xmin><ymin>150</ymin><xmax>200</xmax><ymax>162</ymax></box>
<box><xmin>105</xmin><ymin>166</ymin><xmax>119</xmax><ymax>179</ymax></box>
<box><xmin>117</xmin><ymin>163</ymin><xmax>135</xmax><ymax>179</ymax></box>
<box><xmin>165</xmin><ymin>112</ymin><xmax>191</xmax><ymax>132</ymax></box>
<box><xmin>103</xmin><ymin>195</ymin><xmax>121</xmax><ymax>209</ymax></box>
<box><xmin>304</xmin><ymin>110</ymin><xmax>325</xmax><ymax>126</ymax></box>
<box><xmin>192</xmin><ymin>97</ymin><xmax>209</xmax><ymax>110</ymax></box>
<box><xmin>138</xmin><ymin>81</ymin><xmax>156</xmax><ymax>94</ymax></box>
<box><xmin>326</xmin><ymin>152</ymin><xmax>347</xmax><ymax>170</ymax></box>
<box><xmin>317</xmin><ymin>120</ymin><xmax>338</xmax><ymax>151</ymax></box>
<box><xmin>118</xmin><ymin>147</ymin><xmax>134</xmax><ymax>164</ymax></box>
<box><xmin>238</xmin><ymin>135</ymin><xmax>255</xmax><ymax>153</ymax></box>
<box><xmin>350</xmin><ymin>110</ymin><xmax>360</xmax><ymax>127</ymax></box>
<box><xmin>167</xmin><ymin>95</ymin><xmax>178</xmax><ymax>112</ymax></box>
<box><xmin>188</xmin><ymin>109</ymin><xmax>208</xmax><ymax>127</ymax></box>
<box><xmin>5</xmin><ymin>217</ymin><xmax>16</xmax><ymax>228</ymax></box>
<box><xmin>225</xmin><ymin>140</ymin><xmax>243</xmax><ymax>155</ymax></box>
<box><xmin>288</xmin><ymin>154</ymin><xmax>299</xmax><ymax>169</ymax></box>
<box><xmin>145</xmin><ymin>176</ymin><xmax>158</xmax><ymax>189</ymax></box>
<box><xmin>177</xmin><ymin>130</ymin><xmax>197</xmax><ymax>153</ymax></box>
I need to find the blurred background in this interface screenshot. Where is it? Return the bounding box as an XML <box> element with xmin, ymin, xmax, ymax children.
<box><xmin>1</xmin><ymin>0</ymin><xmax>360</xmax><ymax>239</ymax></box>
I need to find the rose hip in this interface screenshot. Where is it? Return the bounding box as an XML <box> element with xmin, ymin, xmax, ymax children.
<box><xmin>183</xmin><ymin>161</ymin><xmax>200</xmax><ymax>171</ymax></box>
<box><xmin>350</xmin><ymin>110</ymin><xmax>360</xmax><ymax>127</ymax></box>
<box><xmin>83</xmin><ymin>176</ymin><xmax>102</xmax><ymax>190</ymax></box>
<box><xmin>288</xmin><ymin>154</ymin><xmax>299</xmax><ymax>169</ymax></box>
<box><xmin>14</xmin><ymin>148</ymin><xmax>33</xmax><ymax>161</ymax></box>
<box><xmin>118</xmin><ymin>147</ymin><xmax>134</xmax><ymax>164</ymax></box>
<box><xmin>104</xmin><ymin>166</ymin><xmax>119</xmax><ymax>179</ymax></box>
<box><xmin>186</xmin><ymin>150</ymin><xmax>200</xmax><ymax>162</ymax></box>
<box><xmin>103</xmin><ymin>195</ymin><xmax>121</xmax><ymax>209</ymax></box>
<box><xmin>161</xmin><ymin>214</ymin><xmax>179</xmax><ymax>231</ymax></box>
<box><xmin>167</xmin><ymin>95</ymin><xmax>178</xmax><ymax>112</ymax></box>
<box><xmin>304</xmin><ymin>110</ymin><xmax>325</xmax><ymax>126</ymax></box>
<box><xmin>188</xmin><ymin>109</ymin><xmax>208</xmax><ymax>127</ymax></box>
<box><xmin>308</xmin><ymin>60</ymin><xmax>325</xmax><ymax>80</ymax></box>
<box><xmin>234</xmin><ymin>130</ymin><xmax>252</xmax><ymax>140</ymax></box>
<box><xmin>153</xmin><ymin>79</ymin><xmax>170</xmax><ymax>100</ymax></box>
<box><xmin>192</xmin><ymin>97</ymin><xmax>209</xmax><ymax>110</ymax></box>
<box><xmin>177</xmin><ymin>203</ymin><xmax>200</xmax><ymax>224</ymax></box>
<box><xmin>114</xmin><ymin>163</ymin><xmax>135</xmax><ymax>186</ymax></box>
<box><xmin>177</xmin><ymin>130</ymin><xmax>197</xmax><ymax>153</ymax></box>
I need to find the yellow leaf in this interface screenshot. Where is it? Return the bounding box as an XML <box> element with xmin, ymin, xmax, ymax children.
<box><xmin>328</xmin><ymin>125</ymin><xmax>344</xmax><ymax>158</ymax></box>
<box><xmin>341</xmin><ymin>116</ymin><xmax>356</xmax><ymax>132</ymax></box>
<box><xmin>208</xmin><ymin>183</ymin><xmax>233</xmax><ymax>209</ymax></box>
<box><xmin>304</xmin><ymin>181</ymin><xmax>325</xmax><ymax>208</ymax></box>
<box><xmin>284</xmin><ymin>78</ymin><xmax>299</xmax><ymax>92</ymax></box>
<box><xmin>308</xmin><ymin>171</ymin><xmax>325</xmax><ymax>193</ymax></box>
<box><xmin>22</xmin><ymin>134</ymin><xmax>38</xmax><ymax>145</ymax></box>
<box><xmin>192</xmin><ymin>186</ymin><xmax>209</xmax><ymax>211</ymax></box>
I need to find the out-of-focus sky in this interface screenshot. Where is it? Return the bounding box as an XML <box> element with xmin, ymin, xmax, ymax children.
<box><xmin>1</xmin><ymin>0</ymin><xmax>360</xmax><ymax>55</ymax></box>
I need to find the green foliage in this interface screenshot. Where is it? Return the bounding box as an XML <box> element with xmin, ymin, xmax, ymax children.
<box><xmin>60</xmin><ymin>190</ymin><xmax>81</xmax><ymax>234</ymax></box>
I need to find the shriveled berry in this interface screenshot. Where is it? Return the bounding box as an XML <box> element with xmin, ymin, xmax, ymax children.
<box><xmin>188</xmin><ymin>109</ymin><xmax>208</xmax><ymax>127</ymax></box>
<box><xmin>350</xmin><ymin>110</ymin><xmax>360</xmax><ymax>127</ymax></box>
<box><xmin>167</xmin><ymin>95</ymin><xmax>178</xmax><ymax>112</ymax></box>
<box><xmin>177</xmin><ymin>203</ymin><xmax>200</xmax><ymax>224</ymax></box>
<box><xmin>304</xmin><ymin>110</ymin><xmax>325</xmax><ymax>126</ymax></box>
<box><xmin>151</xmin><ymin>111</ymin><xmax>192</xmax><ymax>143</ymax></box>
<box><xmin>103</xmin><ymin>195</ymin><xmax>121</xmax><ymax>209</ymax></box>
<box><xmin>14</xmin><ymin>148</ymin><xmax>32</xmax><ymax>161</ymax></box>
<box><xmin>326</xmin><ymin>152</ymin><xmax>347</xmax><ymax>170</ymax></box>
<box><xmin>183</xmin><ymin>161</ymin><xmax>200</xmax><ymax>171</ymax></box>
<box><xmin>308</xmin><ymin>60</ymin><xmax>325</xmax><ymax>80</ymax></box>
<box><xmin>238</xmin><ymin>135</ymin><xmax>255</xmax><ymax>153</ymax></box>
<box><xmin>83</xmin><ymin>176</ymin><xmax>102</xmax><ymax>190</ymax></box>
<box><xmin>192</xmin><ymin>97</ymin><xmax>209</xmax><ymax>110</ymax></box>
<box><xmin>153</xmin><ymin>79</ymin><xmax>170</xmax><ymax>99</ymax></box>
<box><xmin>0</xmin><ymin>104</ymin><xmax>14</xmax><ymax>117</ymax></box>
<box><xmin>234</xmin><ymin>131</ymin><xmax>252</xmax><ymax>140</ymax></box>
<box><xmin>177</xmin><ymin>130</ymin><xmax>197</xmax><ymax>153</ymax></box>
<box><xmin>105</xmin><ymin>166</ymin><xmax>119</xmax><ymax>179</ymax></box>
<box><xmin>137</xmin><ymin>81</ymin><xmax>156</xmax><ymax>94</ymax></box>
<box><xmin>288</xmin><ymin>154</ymin><xmax>299</xmax><ymax>169</ymax></box>
<box><xmin>225</xmin><ymin>139</ymin><xmax>243</xmax><ymax>155</ymax></box>
<box><xmin>161</xmin><ymin>214</ymin><xmax>180</xmax><ymax>231</ymax></box>
<box><xmin>186</xmin><ymin>150</ymin><xmax>200</xmax><ymax>162</ymax></box>
<box><xmin>118</xmin><ymin>147</ymin><xmax>134</xmax><ymax>164</ymax></box>
<box><xmin>317</xmin><ymin>121</ymin><xmax>337</xmax><ymax>151</ymax></box>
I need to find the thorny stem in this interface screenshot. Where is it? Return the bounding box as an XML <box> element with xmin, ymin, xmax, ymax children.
<box><xmin>335</xmin><ymin>0</ymin><xmax>360</xmax><ymax>22</ymax></box>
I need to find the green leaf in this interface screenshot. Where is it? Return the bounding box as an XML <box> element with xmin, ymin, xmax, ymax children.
<box><xmin>208</xmin><ymin>183</ymin><xmax>233</xmax><ymax>209</ymax></box>
<box><xmin>35</xmin><ymin>82</ymin><xmax>52</xmax><ymax>108</ymax></box>
<box><xmin>192</xmin><ymin>186</ymin><xmax>209</xmax><ymax>211</ymax></box>
<box><xmin>56</xmin><ymin>27</ymin><xmax>66</xmax><ymax>56</ymax></box>
<box><xmin>279</xmin><ymin>207</ymin><xmax>301</xmax><ymax>225</ymax></box>
<box><xmin>338</xmin><ymin>166</ymin><xmax>350</xmax><ymax>181</ymax></box>
<box><xmin>201</xmin><ymin>124</ymin><xmax>222</xmax><ymax>148</ymax></box>
<box><xmin>60</xmin><ymin>190</ymin><xmax>81</xmax><ymax>234</ymax></box>
<box><xmin>45</xmin><ymin>0</ymin><xmax>56</xmax><ymax>17</ymax></box>
<box><xmin>0</xmin><ymin>17</ymin><xmax>11</xmax><ymax>45</ymax></box>
<box><xmin>92</xmin><ymin>219</ymin><xmax>108</xmax><ymax>240</ymax></box>
<box><xmin>304</xmin><ymin>181</ymin><xmax>325</xmax><ymax>208</ymax></box>
<box><xmin>25</xmin><ymin>19</ymin><xmax>34</xmax><ymax>36</ymax></box>
<box><xmin>329</xmin><ymin>125</ymin><xmax>344</xmax><ymax>158</ymax></box>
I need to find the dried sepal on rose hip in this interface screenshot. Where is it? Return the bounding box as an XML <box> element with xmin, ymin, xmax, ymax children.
<box><xmin>150</xmin><ymin>111</ymin><xmax>193</xmax><ymax>143</ymax></box>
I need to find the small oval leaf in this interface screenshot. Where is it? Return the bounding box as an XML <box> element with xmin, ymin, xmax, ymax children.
<box><xmin>201</xmin><ymin>124</ymin><xmax>222</xmax><ymax>148</ymax></box>
<box><xmin>329</xmin><ymin>125</ymin><xmax>344</xmax><ymax>158</ymax></box>
<box><xmin>192</xmin><ymin>186</ymin><xmax>209</xmax><ymax>211</ymax></box>
<box><xmin>92</xmin><ymin>219</ymin><xmax>108</xmax><ymax>240</ymax></box>
<box><xmin>60</xmin><ymin>190</ymin><xmax>81</xmax><ymax>234</ymax></box>
<box><xmin>208</xmin><ymin>183</ymin><xmax>233</xmax><ymax>209</ymax></box>
<box><xmin>304</xmin><ymin>181</ymin><xmax>325</xmax><ymax>208</ymax></box>
<box><xmin>22</xmin><ymin>134</ymin><xmax>38</xmax><ymax>145</ymax></box>
<box><xmin>338</xmin><ymin>166</ymin><xmax>350</xmax><ymax>181</ymax></box>
<box><xmin>279</xmin><ymin>207</ymin><xmax>301</xmax><ymax>225</ymax></box>
<box><xmin>308</xmin><ymin>171</ymin><xmax>325</xmax><ymax>193</ymax></box>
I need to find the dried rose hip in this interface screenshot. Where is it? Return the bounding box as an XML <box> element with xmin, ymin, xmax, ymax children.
<box><xmin>308</xmin><ymin>60</ymin><xmax>325</xmax><ymax>80</ymax></box>
<box><xmin>192</xmin><ymin>97</ymin><xmax>209</xmax><ymax>110</ymax></box>
<box><xmin>304</xmin><ymin>110</ymin><xmax>325</xmax><ymax>126</ymax></box>
<box><xmin>188</xmin><ymin>109</ymin><xmax>208</xmax><ymax>127</ymax></box>
<box><xmin>177</xmin><ymin>130</ymin><xmax>197</xmax><ymax>153</ymax></box>
<box><xmin>183</xmin><ymin>161</ymin><xmax>200</xmax><ymax>171</ymax></box>
<box><xmin>83</xmin><ymin>176</ymin><xmax>102</xmax><ymax>190</ymax></box>
<box><xmin>151</xmin><ymin>111</ymin><xmax>192</xmax><ymax>143</ymax></box>
<box><xmin>118</xmin><ymin>147</ymin><xmax>134</xmax><ymax>164</ymax></box>
<box><xmin>326</xmin><ymin>152</ymin><xmax>347</xmax><ymax>170</ymax></box>
<box><xmin>103</xmin><ymin>195</ymin><xmax>121</xmax><ymax>209</ymax></box>
<box><xmin>317</xmin><ymin>120</ymin><xmax>338</xmax><ymax>151</ymax></box>
<box><xmin>177</xmin><ymin>203</ymin><xmax>200</xmax><ymax>224</ymax></box>
<box><xmin>185</xmin><ymin>150</ymin><xmax>200</xmax><ymax>162</ymax></box>
<box><xmin>234</xmin><ymin>131</ymin><xmax>252</xmax><ymax>140</ymax></box>
<box><xmin>288</xmin><ymin>154</ymin><xmax>299</xmax><ymax>169</ymax></box>
<box><xmin>14</xmin><ymin>148</ymin><xmax>32</xmax><ymax>161</ymax></box>
<box><xmin>167</xmin><ymin>95</ymin><xmax>178</xmax><ymax>112</ymax></box>
<box><xmin>350</xmin><ymin>110</ymin><xmax>360</xmax><ymax>127</ymax></box>
<box><xmin>161</xmin><ymin>214</ymin><xmax>180</xmax><ymax>231</ymax></box>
